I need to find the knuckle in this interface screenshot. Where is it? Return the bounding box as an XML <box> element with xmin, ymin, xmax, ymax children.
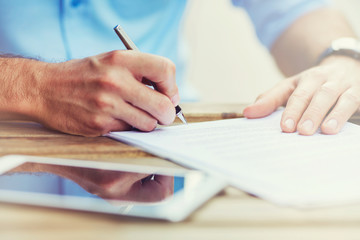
<box><xmin>306</xmin><ymin>104</ymin><xmax>324</xmax><ymax>116</ymax></box>
<box><xmin>92</xmin><ymin>93</ymin><xmax>113</xmax><ymax>111</ymax></box>
<box><xmin>88</xmin><ymin>50</ymin><xmax>128</xmax><ymax>69</ymax></box>
<box><xmin>318</xmin><ymin>83</ymin><xmax>339</xmax><ymax>98</ymax></box>
<box><xmin>87</xmin><ymin>115</ymin><xmax>106</xmax><ymax>133</ymax></box>
<box><xmin>291</xmin><ymin>88</ymin><xmax>312</xmax><ymax>99</ymax></box>
<box><xmin>103</xmin><ymin>50</ymin><xmax>124</xmax><ymax>65</ymax></box>
<box><xmin>87</xmin><ymin>56</ymin><xmax>101</xmax><ymax>69</ymax></box>
<box><xmin>160</xmin><ymin>58</ymin><xmax>176</xmax><ymax>78</ymax></box>
<box><xmin>289</xmin><ymin>89</ymin><xmax>312</xmax><ymax>105</ymax></box>
<box><xmin>96</xmin><ymin>70</ymin><xmax>123</xmax><ymax>91</ymax></box>
<box><xmin>342</xmin><ymin>91</ymin><xmax>360</xmax><ymax>105</ymax></box>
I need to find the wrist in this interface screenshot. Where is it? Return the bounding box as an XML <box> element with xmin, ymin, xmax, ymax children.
<box><xmin>317</xmin><ymin>54</ymin><xmax>360</xmax><ymax>82</ymax></box>
<box><xmin>319</xmin><ymin>54</ymin><xmax>360</xmax><ymax>67</ymax></box>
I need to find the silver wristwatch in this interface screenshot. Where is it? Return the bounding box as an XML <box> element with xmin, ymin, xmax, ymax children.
<box><xmin>316</xmin><ymin>37</ymin><xmax>360</xmax><ymax>64</ymax></box>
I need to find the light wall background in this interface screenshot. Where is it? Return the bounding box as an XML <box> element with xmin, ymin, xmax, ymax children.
<box><xmin>183</xmin><ymin>0</ymin><xmax>360</xmax><ymax>104</ymax></box>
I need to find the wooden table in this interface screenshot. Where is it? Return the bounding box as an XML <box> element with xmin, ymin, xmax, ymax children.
<box><xmin>1</xmin><ymin>103</ymin><xmax>360</xmax><ymax>240</ymax></box>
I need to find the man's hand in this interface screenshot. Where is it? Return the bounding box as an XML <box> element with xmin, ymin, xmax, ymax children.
<box><xmin>0</xmin><ymin>50</ymin><xmax>179</xmax><ymax>136</ymax></box>
<box><xmin>243</xmin><ymin>7</ymin><xmax>360</xmax><ymax>135</ymax></box>
<box><xmin>243</xmin><ymin>56</ymin><xmax>360</xmax><ymax>135</ymax></box>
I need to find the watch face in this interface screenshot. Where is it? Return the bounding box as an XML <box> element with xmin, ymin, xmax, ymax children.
<box><xmin>332</xmin><ymin>37</ymin><xmax>360</xmax><ymax>52</ymax></box>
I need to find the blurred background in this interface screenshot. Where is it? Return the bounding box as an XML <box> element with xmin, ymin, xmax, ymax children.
<box><xmin>183</xmin><ymin>0</ymin><xmax>360</xmax><ymax>104</ymax></box>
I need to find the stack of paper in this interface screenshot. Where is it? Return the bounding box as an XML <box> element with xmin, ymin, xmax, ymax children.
<box><xmin>108</xmin><ymin>110</ymin><xmax>360</xmax><ymax>207</ymax></box>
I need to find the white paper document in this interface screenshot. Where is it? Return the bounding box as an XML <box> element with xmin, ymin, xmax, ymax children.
<box><xmin>108</xmin><ymin>110</ymin><xmax>360</xmax><ymax>207</ymax></box>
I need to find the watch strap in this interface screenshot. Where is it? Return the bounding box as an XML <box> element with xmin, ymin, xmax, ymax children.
<box><xmin>316</xmin><ymin>38</ymin><xmax>360</xmax><ymax>65</ymax></box>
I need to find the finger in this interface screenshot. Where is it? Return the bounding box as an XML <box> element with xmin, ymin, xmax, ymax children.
<box><xmin>115</xmin><ymin>51</ymin><xmax>180</xmax><ymax>105</ymax></box>
<box><xmin>297</xmin><ymin>81</ymin><xmax>342</xmax><ymax>135</ymax></box>
<box><xmin>321</xmin><ymin>88</ymin><xmax>360</xmax><ymax>134</ymax></box>
<box><xmin>112</xmin><ymin>98</ymin><xmax>160</xmax><ymax>132</ymax></box>
<box><xmin>243</xmin><ymin>77</ymin><xmax>295</xmax><ymax>119</ymax></box>
<box><xmin>119</xmin><ymin>76</ymin><xmax>175</xmax><ymax>125</ymax></box>
<box><xmin>84</xmin><ymin>88</ymin><xmax>160</xmax><ymax>132</ymax></box>
<box><xmin>280</xmin><ymin>75</ymin><xmax>324</xmax><ymax>133</ymax></box>
<box><xmin>105</xmin><ymin>118</ymin><xmax>132</xmax><ymax>132</ymax></box>
<box><xmin>85</xmin><ymin>114</ymin><xmax>133</xmax><ymax>136</ymax></box>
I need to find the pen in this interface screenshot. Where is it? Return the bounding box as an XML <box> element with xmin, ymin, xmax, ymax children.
<box><xmin>113</xmin><ymin>24</ymin><xmax>187</xmax><ymax>124</ymax></box>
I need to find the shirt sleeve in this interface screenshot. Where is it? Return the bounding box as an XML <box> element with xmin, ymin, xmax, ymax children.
<box><xmin>231</xmin><ymin>0</ymin><xmax>330</xmax><ymax>49</ymax></box>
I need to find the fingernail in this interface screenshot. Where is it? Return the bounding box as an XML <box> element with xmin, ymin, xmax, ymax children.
<box><xmin>325</xmin><ymin>119</ymin><xmax>338</xmax><ymax>130</ymax></box>
<box><xmin>300</xmin><ymin>120</ymin><xmax>314</xmax><ymax>132</ymax></box>
<box><xmin>284</xmin><ymin>118</ymin><xmax>295</xmax><ymax>130</ymax></box>
<box><xmin>171</xmin><ymin>94</ymin><xmax>180</xmax><ymax>106</ymax></box>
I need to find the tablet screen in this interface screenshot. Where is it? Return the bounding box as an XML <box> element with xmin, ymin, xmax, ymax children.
<box><xmin>0</xmin><ymin>156</ymin><xmax>226</xmax><ymax>221</ymax></box>
<box><xmin>0</xmin><ymin>162</ymin><xmax>184</xmax><ymax>203</ymax></box>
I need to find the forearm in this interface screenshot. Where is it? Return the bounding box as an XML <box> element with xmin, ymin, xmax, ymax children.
<box><xmin>0</xmin><ymin>57</ymin><xmax>45</xmax><ymax>121</ymax></box>
<box><xmin>271</xmin><ymin>7</ymin><xmax>357</xmax><ymax>76</ymax></box>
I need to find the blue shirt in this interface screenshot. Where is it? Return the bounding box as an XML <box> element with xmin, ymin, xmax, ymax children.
<box><xmin>0</xmin><ymin>0</ymin><xmax>328</xmax><ymax>101</ymax></box>
<box><xmin>232</xmin><ymin>0</ymin><xmax>329</xmax><ymax>48</ymax></box>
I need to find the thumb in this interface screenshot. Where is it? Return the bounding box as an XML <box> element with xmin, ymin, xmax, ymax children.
<box><xmin>243</xmin><ymin>78</ymin><xmax>296</xmax><ymax>118</ymax></box>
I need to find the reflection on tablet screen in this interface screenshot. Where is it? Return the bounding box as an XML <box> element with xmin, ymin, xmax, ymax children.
<box><xmin>0</xmin><ymin>163</ymin><xmax>184</xmax><ymax>204</ymax></box>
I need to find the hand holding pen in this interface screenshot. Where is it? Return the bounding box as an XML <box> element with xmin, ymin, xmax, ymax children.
<box><xmin>37</xmin><ymin>30</ymin><xmax>182</xmax><ymax>136</ymax></box>
<box><xmin>114</xmin><ymin>24</ymin><xmax>187</xmax><ymax>124</ymax></box>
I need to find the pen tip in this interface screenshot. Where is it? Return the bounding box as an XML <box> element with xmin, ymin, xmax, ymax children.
<box><xmin>177</xmin><ymin>112</ymin><xmax>188</xmax><ymax>124</ymax></box>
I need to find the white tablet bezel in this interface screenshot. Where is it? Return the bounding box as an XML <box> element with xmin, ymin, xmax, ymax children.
<box><xmin>0</xmin><ymin>155</ymin><xmax>226</xmax><ymax>222</ymax></box>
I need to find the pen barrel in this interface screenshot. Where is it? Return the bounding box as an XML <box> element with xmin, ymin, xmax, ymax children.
<box><xmin>114</xmin><ymin>24</ymin><xmax>187</xmax><ymax>124</ymax></box>
<box><xmin>114</xmin><ymin>25</ymin><xmax>139</xmax><ymax>51</ymax></box>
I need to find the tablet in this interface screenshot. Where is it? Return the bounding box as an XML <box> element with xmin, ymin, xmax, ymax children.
<box><xmin>0</xmin><ymin>155</ymin><xmax>226</xmax><ymax>222</ymax></box>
